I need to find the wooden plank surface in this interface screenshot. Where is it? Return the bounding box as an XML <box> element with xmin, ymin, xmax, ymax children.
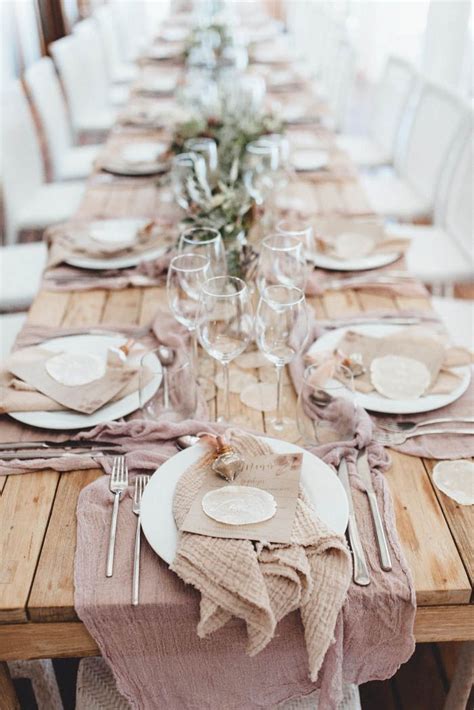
<box><xmin>1</xmin><ymin>33</ymin><xmax>472</xmax><ymax>657</ymax></box>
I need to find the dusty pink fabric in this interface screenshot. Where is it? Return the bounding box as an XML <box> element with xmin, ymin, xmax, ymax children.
<box><xmin>0</xmin><ymin>312</ymin><xmax>208</xmax><ymax>475</ymax></box>
<box><xmin>305</xmin><ymin>265</ymin><xmax>429</xmax><ymax>298</ymax></box>
<box><xmin>41</xmin><ymin>251</ymin><xmax>173</xmax><ymax>292</ymax></box>
<box><xmin>74</xmin><ymin>418</ymin><xmax>415</xmax><ymax>710</ymax></box>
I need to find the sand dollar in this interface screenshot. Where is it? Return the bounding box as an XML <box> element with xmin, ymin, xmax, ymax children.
<box><xmin>45</xmin><ymin>352</ymin><xmax>106</xmax><ymax>387</ymax></box>
<box><xmin>215</xmin><ymin>369</ymin><xmax>257</xmax><ymax>393</ymax></box>
<box><xmin>240</xmin><ymin>382</ymin><xmax>277</xmax><ymax>411</ymax></box>
<box><xmin>370</xmin><ymin>355</ymin><xmax>431</xmax><ymax>400</ymax></box>
<box><xmin>202</xmin><ymin>486</ymin><xmax>277</xmax><ymax>525</ymax></box>
<box><xmin>333</xmin><ymin>232</ymin><xmax>375</xmax><ymax>260</ymax></box>
<box><xmin>432</xmin><ymin>460</ymin><xmax>474</xmax><ymax>506</ymax></box>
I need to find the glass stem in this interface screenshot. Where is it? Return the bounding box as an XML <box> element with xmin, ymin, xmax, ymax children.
<box><xmin>275</xmin><ymin>364</ymin><xmax>284</xmax><ymax>428</ymax></box>
<box><xmin>222</xmin><ymin>361</ymin><xmax>230</xmax><ymax>422</ymax></box>
<box><xmin>189</xmin><ymin>328</ymin><xmax>199</xmax><ymax>376</ymax></box>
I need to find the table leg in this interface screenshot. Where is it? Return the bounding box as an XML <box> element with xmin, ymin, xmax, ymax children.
<box><xmin>443</xmin><ymin>641</ymin><xmax>474</xmax><ymax>710</ymax></box>
<box><xmin>0</xmin><ymin>661</ymin><xmax>20</xmax><ymax>710</ymax></box>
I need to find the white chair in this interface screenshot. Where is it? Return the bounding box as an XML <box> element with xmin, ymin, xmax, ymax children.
<box><xmin>431</xmin><ymin>297</ymin><xmax>474</xmax><ymax>351</ymax></box>
<box><xmin>74</xmin><ymin>18</ymin><xmax>129</xmax><ymax>107</ymax></box>
<box><xmin>0</xmin><ymin>312</ymin><xmax>27</xmax><ymax>357</ymax></box>
<box><xmin>361</xmin><ymin>81</ymin><xmax>468</xmax><ymax>221</ymax></box>
<box><xmin>386</xmin><ymin>124</ymin><xmax>473</xmax><ymax>290</ymax></box>
<box><xmin>50</xmin><ymin>34</ymin><xmax>116</xmax><ymax>136</ymax></box>
<box><xmin>0</xmin><ymin>242</ymin><xmax>47</xmax><ymax>311</ymax></box>
<box><xmin>1</xmin><ymin>82</ymin><xmax>84</xmax><ymax>245</ymax></box>
<box><xmin>24</xmin><ymin>57</ymin><xmax>102</xmax><ymax>181</ymax></box>
<box><xmin>337</xmin><ymin>57</ymin><xmax>415</xmax><ymax>169</ymax></box>
<box><xmin>93</xmin><ymin>5</ymin><xmax>138</xmax><ymax>84</ymax></box>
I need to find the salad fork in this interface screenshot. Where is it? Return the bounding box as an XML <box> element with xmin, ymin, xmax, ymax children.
<box><xmin>377</xmin><ymin>415</ymin><xmax>474</xmax><ymax>434</ymax></box>
<box><xmin>132</xmin><ymin>475</ymin><xmax>150</xmax><ymax>606</ymax></box>
<box><xmin>106</xmin><ymin>456</ymin><xmax>129</xmax><ymax>578</ymax></box>
<box><xmin>374</xmin><ymin>427</ymin><xmax>474</xmax><ymax>446</ymax></box>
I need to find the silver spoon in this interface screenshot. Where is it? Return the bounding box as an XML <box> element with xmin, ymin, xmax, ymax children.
<box><xmin>156</xmin><ymin>346</ymin><xmax>176</xmax><ymax>409</ymax></box>
<box><xmin>377</xmin><ymin>415</ymin><xmax>474</xmax><ymax>434</ymax></box>
<box><xmin>176</xmin><ymin>435</ymin><xmax>200</xmax><ymax>450</ymax></box>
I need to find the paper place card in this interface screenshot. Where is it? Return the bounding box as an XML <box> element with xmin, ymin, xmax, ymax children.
<box><xmin>180</xmin><ymin>452</ymin><xmax>302</xmax><ymax>544</ymax></box>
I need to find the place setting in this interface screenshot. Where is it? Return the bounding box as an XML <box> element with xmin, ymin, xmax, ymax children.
<box><xmin>3</xmin><ymin>2</ymin><xmax>473</xmax><ymax>710</ymax></box>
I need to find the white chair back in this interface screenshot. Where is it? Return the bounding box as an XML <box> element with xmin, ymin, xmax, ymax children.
<box><xmin>395</xmin><ymin>81</ymin><xmax>466</xmax><ymax>207</ymax></box>
<box><xmin>442</xmin><ymin>123</ymin><xmax>473</xmax><ymax>259</ymax></box>
<box><xmin>1</xmin><ymin>82</ymin><xmax>45</xmax><ymax>244</ymax></box>
<box><xmin>50</xmin><ymin>34</ymin><xmax>88</xmax><ymax>134</ymax></box>
<box><xmin>74</xmin><ymin>18</ymin><xmax>111</xmax><ymax>101</ymax></box>
<box><xmin>24</xmin><ymin>57</ymin><xmax>73</xmax><ymax>181</ymax></box>
<box><xmin>326</xmin><ymin>40</ymin><xmax>356</xmax><ymax>131</ymax></box>
<box><xmin>371</xmin><ymin>57</ymin><xmax>415</xmax><ymax>157</ymax></box>
<box><xmin>93</xmin><ymin>5</ymin><xmax>124</xmax><ymax>81</ymax></box>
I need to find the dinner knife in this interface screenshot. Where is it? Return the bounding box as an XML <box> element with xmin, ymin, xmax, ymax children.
<box><xmin>356</xmin><ymin>449</ymin><xmax>392</xmax><ymax>571</ymax></box>
<box><xmin>0</xmin><ymin>440</ymin><xmax>121</xmax><ymax>451</ymax></box>
<box><xmin>0</xmin><ymin>448</ymin><xmax>121</xmax><ymax>461</ymax></box>
<box><xmin>337</xmin><ymin>458</ymin><xmax>370</xmax><ymax>586</ymax></box>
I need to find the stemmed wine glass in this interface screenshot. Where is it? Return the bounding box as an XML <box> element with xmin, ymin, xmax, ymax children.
<box><xmin>183</xmin><ymin>137</ymin><xmax>218</xmax><ymax>178</ymax></box>
<box><xmin>197</xmin><ymin>276</ymin><xmax>253</xmax><ymax>421</ymax></box>
<box><xmin>243</xmin><ymin>139</ymin><xmax>278</xmax><ymax>205</ymax></box>
<box><xmin>171</xmin><ymin>152</ymin><xmax>209</xmax><ymax>210</ymax></box>
<box><xmin>166</xmin><ymin>253</ymin><xmax>210</xmax><ymax>375</ymax></box>
<box><xmin>255</xmin><ymin>284</ymin><xmax>308</xmax><ymax>433</ymax></box>
<box><xmin>178</xmin><ymin>226</ymin><xmax>227</xmax><ymax>277</ymax></box>
<box><xmin>276</xmin><ymin>218</ymin><xmax>314</xmax><ymax>254</ymax></box>
<box><xmin>256</xmin><ymin>233</ymin><xmax>306</xmax><ymax>294</ymax></box>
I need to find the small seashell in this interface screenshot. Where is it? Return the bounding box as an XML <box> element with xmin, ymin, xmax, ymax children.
<box><xmin>211</xmin><ymin>436</ymin><xmax>244</xmax><ymax>482</ymax></box>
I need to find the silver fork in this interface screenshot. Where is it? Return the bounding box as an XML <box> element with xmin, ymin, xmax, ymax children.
<box><xmin>132</xmin><ymin>475</ymin><xmax>150</xmax><ymax>606</ymax></box>
<box><xmin>374</xmin><ymin>427</ymin><xmax>474</xmax><ymax>446</ymax></box>
<box><xmin>377</xmin><ymin>415</ymin><xmax>474</xmax><ymax>434</ymax></box>
<box><xmin>106</xmin><ymin>456</ymin><xmax>129</xmax><ymax>578</ymax></box>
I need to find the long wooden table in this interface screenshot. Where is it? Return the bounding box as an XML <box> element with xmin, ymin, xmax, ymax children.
<box><xmin>0</xmin><ymin>44</ymin><xmax>473</xmax><ymax>667</ymax></box>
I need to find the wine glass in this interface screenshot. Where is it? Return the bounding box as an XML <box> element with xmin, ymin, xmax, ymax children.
<box><xmin>183</xmin><ymin>137</ymin><xmax>218</xmax><ymax>177</ymax></box>
<box><xmin>139</xmin><ymin>355</ymin><xmax>197</xmax><ymax>422</ymax></box>
<box><xmin>171</xmin><ymin>152</ymin><xmax>208</xmax><ymax>210</ymax></box>
<box><xmin>296</xmin><ymin>364</ymin><xmax>355</xmax><ymax>445</ymax></box>
<box><xmin>178</xmin><ymin>226</ymin><xmax>227</xmax><ymax>277</ymax></box>
<box><xmin>256</xmin><ymin>285</ymin><xmax>308</xmax><ymax>433</ymax></box>
<box><xmin>243</xmin><ymin>139</ymin><xmax>278</xmax><ymax>205</ymax></box>
<box><xmin>256</xmin><ymin>233</ymin><xmax>306</xmax><ymax>294</ymax></box>
<box><xmin>197</xmin><ymin>276</ymin><xmax>253</xmax><ymax>422</ymax></box>
<box><xmin>276</xmin><ymin>218</ymin><xmax>315</xmax><ymax>254</ymax></box>
<box><xmin>166</xmin><ymin>253</ymin><xmax>210</xmax><ymax>375</ymax></box>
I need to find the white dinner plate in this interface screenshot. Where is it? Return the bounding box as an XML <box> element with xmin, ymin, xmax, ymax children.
<box><xmin>292</xmin><ymin>149</ymin><xmax>329</xmax><ymax>172</ymax></box>
<box><xmin>9</xmin><ymin>334</ymin><xmax>161</xmax><ymax>430</ymax></box>
<box><xmin>101</xmin><ymin>142</ymin><xmax>169</xmax><ymax>177</ymax></box>
<box><xmin>308</xmin><ymin>249</ymin><xmax>401</xmax><ymax>272</ymax></box>
<box><xmin>307</xmin><ymin>324</ymin><xmax>472</xmax><ymax>415</ymax></box>
<box><xmin>65</xmin><ymin>219</ymin><xmax>167</xmax><ymax>270</ymax></box>
<box><xmin>140</xmin><ymin>437</ymin><xmax>349</xmax><ymax>565</ymax></box>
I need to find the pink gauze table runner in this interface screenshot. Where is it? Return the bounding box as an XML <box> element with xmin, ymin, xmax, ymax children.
<box><xmin>74</xmin><ymin>410</ymin><xmax>415</xmax><ymax>710</ymax></box>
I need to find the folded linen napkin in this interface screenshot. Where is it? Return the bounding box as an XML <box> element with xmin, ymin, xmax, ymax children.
<box><xmin>171</xmin><ymin>431</ymin><xmax>352</xmax><ymax>680</ymax></box>
<box><xmin>305</xmin><ymin>266</ymin><xmax>428</xmax><ymax>298</ymax></box>
<box><xmin>74</xmin><ymin>418</ymin><xmax>414</xmax><ymax>710</ymax></box>
<box><xmin>292</xmin><ymin>318</ymin><xmax>474</xmax><ymax>462</ymax></box>
<box><xmin>45</xmin><ymin>219</ymin><xmax>174</xmax><ymax>269</ymax></box>
<box><xmin>312</xmin><ymin>217</ymin><xmax>410</xmax><ymax>261</ymax></box>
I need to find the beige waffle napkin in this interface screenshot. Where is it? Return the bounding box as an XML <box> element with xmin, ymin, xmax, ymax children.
<box><xmin>313</xmin><ymin>217</ymin><xmax>410</xmax><ymax>259</ymax></box>
<box><xmin>335</xmin><ymin>329</ymin><xmax>471</xmax><ymax>395</ymax></box>
<box><xmin>46</xmin><ymin>220</ymin><xmax>172</xmax><ymax>269</ymax></box>
<box><xmin>171</xmin><ymin>432</ymin><xmax>351</xmax><ymax>681</ymax></box>
<box><xmin>1</xmin><ymin>347</ymin><xmax>139</xmax><ymax>414</ymax></box>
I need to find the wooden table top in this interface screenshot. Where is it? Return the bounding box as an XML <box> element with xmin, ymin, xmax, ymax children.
<box><xmin>0</xmin><ymin>53</ymin><xmax>473</xmax><ymax>663</ymax></box>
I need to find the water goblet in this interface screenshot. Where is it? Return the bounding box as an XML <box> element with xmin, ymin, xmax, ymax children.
<box><xmin>255</xmin><ymin>284</ymin><xmax>308</xmax><ymax>433</ymax></box>
<box><xmin>243</xmin><ymin>139</ymin><xmax>278</xmax><ymax>205</ymax></box>
<box><xmin>178</xmin><ymin>226</ymin><xmax>226</xmax><ymax>277</ymax></box>
<box><xmin>256</xmin><ymin>233</ymin><xmax>306</xmax><ymax>294</ymax></box>
<box><xmin>166</xmin><ymin>253</ymin><xmax>210</xmax><ymax>375</ymax></box>
<box><xmin>296</xmin><ymin>364</ymin><xmax>355</xmax><ymax>445</ymax></box>
<box><xmin>197</xmin><ymin>276</ymin><xmax>253</xmax><ymax>422</ymax></box>
<box><xmin>171</xmin><ymin>152</ymin><xmax>208</xmax><ymax>210</ymax></box>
